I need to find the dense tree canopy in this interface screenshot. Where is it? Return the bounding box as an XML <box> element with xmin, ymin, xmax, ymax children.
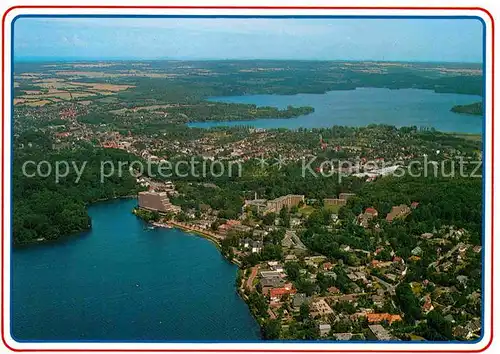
<box><xmin>13</xmin><ymin>132</ymin><xmax>143</xmax><ymax>245</ymax></box>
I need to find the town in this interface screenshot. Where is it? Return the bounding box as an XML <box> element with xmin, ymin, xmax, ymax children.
<box><xmin>13</xmin><ymin>60</ymin><xmax>483</xmax><ymax>342</ymax></box>
<box><xmin>134</xmin><ymin>183</ymin><xmax>482</xmax><ymax>341</ymax></box>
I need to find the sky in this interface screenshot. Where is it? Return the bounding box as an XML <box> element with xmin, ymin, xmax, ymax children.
<box><xmin>13</xmin><ymin>17</ymin><xmax>484</xmax><ymax>62</ymax></box>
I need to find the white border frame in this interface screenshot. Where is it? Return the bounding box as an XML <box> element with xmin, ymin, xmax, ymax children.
<box><xmin>1</xmin><ymin>2</ymin><xmax>494</xmax><ymax>352</ymax></box>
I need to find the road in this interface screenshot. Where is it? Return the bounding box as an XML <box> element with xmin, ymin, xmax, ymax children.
<box><xmin>246</xmin><ymin>265</ymin><xmax>259</xmax><ymax>291</ymax></box>
<box><xmin>428</xmin><ymin>242</ymin><xmax>463</xmax><ymax>268</ymax></box>
<box><xmin>372</xmin><ymin>275</ymin><xmax>396</xmax><ymax>296</ymax></box>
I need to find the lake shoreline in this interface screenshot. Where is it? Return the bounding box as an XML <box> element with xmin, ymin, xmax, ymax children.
<box><xmin>188</xmin><ymin>88</ymin><xmax>483</xmax><ymax>133</ymax></box>
<box><xmin>13</xmin><ymin>198</ymin><xmax>261</xmax><ymax>341</ymax></box>
<box><xmin>154</xmin><ymin>222</ymin><xmax>261</xmax><ymax>336</ymax></box>
<box><xmin>13</xmin><ymin>195</ymin><xmax>139</xmax><ymax>249</ymax></box>
<box><xmin>132</xmin><ymin>210</ymin><xmax>244</xmax><ymax>266</ymax></box>
<box><xmin>132</xmin><ymin>209</ymin><xmax>265</xmax><ymax>337</ymax></box>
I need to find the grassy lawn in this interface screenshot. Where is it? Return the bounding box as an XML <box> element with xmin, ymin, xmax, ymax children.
<box><xmin>324</xmin><ymin>204</ymin><xmax>342</xmax><ymax>214</ymax></box>
<box><xmin>299</xmin><ymin>205</ymin><xmax>315</xmax><ymax>216</ymax></box>
<box><xmin>409</xmin><ymin>334</ymin><xmax>426</xmax><ymax>341</ymax></box>
<box><xmin>454</xmin><ymin>133</ymin><xmax>482</xmax><ymax>142</ymax></box>
<box><xmin>410</xmin><ymin>282</ymin><xmax>423</xmax><ymax>296</ymax></box>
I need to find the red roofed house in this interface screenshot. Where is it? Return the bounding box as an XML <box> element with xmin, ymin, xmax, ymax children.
<box><xmin>365</xmin><ymin>208</ymin><xmax>378</xmax><ymax>217</ymax></box>
<box><xmin>328</xmin><ymin>286</ymin><xmax>340</xmax><ymax>294</ymax></box>
<box><xmin>55</xmin><ymin>132</ymin><xmax>71</xmax><ymax>138</ymax></box>
<box><xmin>358</xmin><ymin>208</ymin><xmax>378</xmax><ymax>228</ymax></box>
<box><xmin>269</xmin><ymin>283</ymin><xmax>297</xmax><ymax>302</ymax></box>
<box><xmin>218</xmin><ymin>219</ymin><xmax>241</xmax><ymax>235</ymax></box>
<box><xmin>422</xmin><ymin>295</ymin><xmax>434</xmax><ymax>314</ymax></box>
<box><xmin>226</xmin><ymin>220</ymin><xmax>241</xmax><ymax>227</ymax></box>
<box><xmin>102</xmin><ymin>141</ymin><xmax>118</xmax><ymax>149</ymax></box>
<box><xmin>366</xmin><ymin>313</ymin><xmax>402</xmax><ymax>325</ymax></box>
<box><xmin>393</xmin><ymin>256</ymin><xmax>403</xmax><ymax>263</ymax></box>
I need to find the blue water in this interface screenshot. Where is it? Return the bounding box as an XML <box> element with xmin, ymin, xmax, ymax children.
<box><xmin>11</xmin><ymin>199</ymin><xmax>260</xmax><ymax>342</ymax></box>
<box><xmin>188</xmin><ymin>88</ymin><xmax>483</xmax><ymax>133</ymax></box>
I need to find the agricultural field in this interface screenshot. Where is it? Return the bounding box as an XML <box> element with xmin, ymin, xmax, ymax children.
<box><xmin>13</xmin><ymin>76</ymin><xmax>135</xmax><ymax>106</ymax></box>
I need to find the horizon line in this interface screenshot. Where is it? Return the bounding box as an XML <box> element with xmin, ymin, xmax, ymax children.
<box><xmin>13</xmin><ymin>57</ymin><xmax>484</xmax><ymax>65</ymax></box>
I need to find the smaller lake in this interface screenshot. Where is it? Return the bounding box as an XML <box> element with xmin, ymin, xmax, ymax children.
<box><xmin>188</xmin><ymin>88</ymin><xmax>483</xmax><ymax>134</ymax></box>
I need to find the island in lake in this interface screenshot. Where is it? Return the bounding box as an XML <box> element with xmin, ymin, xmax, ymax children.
<box><xmin>451</xmin><ymin>101</ymin><xmax>483</xmax><ymax>116</ymax></box>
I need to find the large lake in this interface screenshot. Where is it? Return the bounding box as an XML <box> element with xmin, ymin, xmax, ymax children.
<box><xmin>188</xmin><ymin>88</ymin><xmax>483</xmax><ymax>134</ymax></box>
<box><xmin>12</xmin><ymin>199</ymin><xmax>260</xmax><ymax>342</ymax></box>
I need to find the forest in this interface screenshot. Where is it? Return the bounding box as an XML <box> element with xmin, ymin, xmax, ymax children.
<box><xmin>78</xmin><ymin>103</ymin><xmax>314</xmax><ymax>126</ymax></box>
<box><xmin>12</xmin><ymin>131</ymin><xmax>143</xmax><ymax>245</ymax></box>
<box><xmin>12</xmin><ymin>123</ymin><xmax>483</xmax><ymax>251</ymax></box>
<box><xmin>301</xmin><ymin>173</ymin><xmax>482</xmax><ymax>259</ymax></box>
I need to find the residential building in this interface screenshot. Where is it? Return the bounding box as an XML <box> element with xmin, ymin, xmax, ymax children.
<box><xmin>260</xmin><ymin>270</ymin><xmax>283</xmax><ymax>279</ymax></box>
<box><xmin>368</xmin><ymin>324</ymin><xmax>396</xmax><ymax>341</ymax></box>
<box><xmin>242</xmin><ymin>197</ymin><xmax>268</xmax><ymax>214</ymax></box>
<box><xmin>327</xmin><ymin>286</ymin><xmax>340</xmax><ymax>294</ymax></box>
<box><xmin>292</xmin><ymin>293</ymin><xmax>310</xmax><ymax>310</ymax></box>
<box><xmin>264</xmin><ymin>195</ymin><xmax>305</xmax><ymax>214</ymax></box>
<box><xmin>339</xmin><ymin>193</ymin><xmax>356</xmax><ymax>200</ymax></box>
<box><xmin>319</xmin><ymin>323</ymin><xmax>332</xmax><ymax>337</ymax></box>
<box><xmin>372</xmin><ymin>294</ymin><xmax>385</xmax><ymax>308</ymax></box>
<box><xmin>138</xmin><ymin>191</ymin><xmax>181</xmax><ymax>213</ymax></box>
<box><xmin>267</xmin><ymin>261</ymin><xmax>284</xmax><ymax>272</ymax></box>
<box><xmin>218</xmin><ymin>219</ymin><xmax>242</xmax><ymax>235</ymax></box>
<box><xmin>310</xmin><ymin>299</ymin><xmax>334</xmax><ymax>316</ymax></box>
<box><xmin>411</xmin><ymin>246</ymin><xmax>423</xmax><ymax>256</ymax></box>
<box><xmin>358</xmin><ymin>207</ymin><xmax>378</xmax><ymax>228</ymax></box>
<box><xmin>323</xmin><ymin>262</ymin><xmax>334</xmax><ymax>271</ymax></box>
<box><xmin>323</xmin><ymin>198</ymin><xmax>347</xmax><ymax>207</ymax></box>
<box><xmin>366</xmin><ymin>313</ymin><xmax>402</xmax><ymax>325</ymax></box>
<box><xmin>453</xmin><ymin>318</ymin><xmax>481</xmax><ymax>339</ymax></box>
<box><xmin>422</xmin><ymin>295</ymin><xmax>434</xmax><ymax>314</ymax></box>
<box><xmin>334</xmin><ymin>333</ymin><xmax>353</xmax><ymax>341</ymax></box>
<box><xmin>261</xmin><ymin>277</ymin><xmax>284</xmax><ymax>295</ymax></box>
<box><xmin>269</xmin><ymin>283</ymin><xmax>297</xmax><ymax>301</ymax></box>
<box><xmin>386</xmin><ymin>204</ymin><xmax>411</xmax><ymax>222</ymax></box>
<box><xmin>250</xmin><ymin>239</ymin><xmax>263</xmax><ymax>253</ymax></box>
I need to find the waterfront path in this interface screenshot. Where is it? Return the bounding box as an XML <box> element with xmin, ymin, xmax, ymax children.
<box><xmin>246</xmin><ymin>265</ymin><xmax>260</xmax><ymax>291</ymax></box>
<box><xmin>168</xmin><ymin>221</ymin><xmax>222</xmax><ymax>244</ymax></box>
<box><xmin>163</xmin><ymin>221</ymin><xmax>242</xmax><ymax>267</ymax></box>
